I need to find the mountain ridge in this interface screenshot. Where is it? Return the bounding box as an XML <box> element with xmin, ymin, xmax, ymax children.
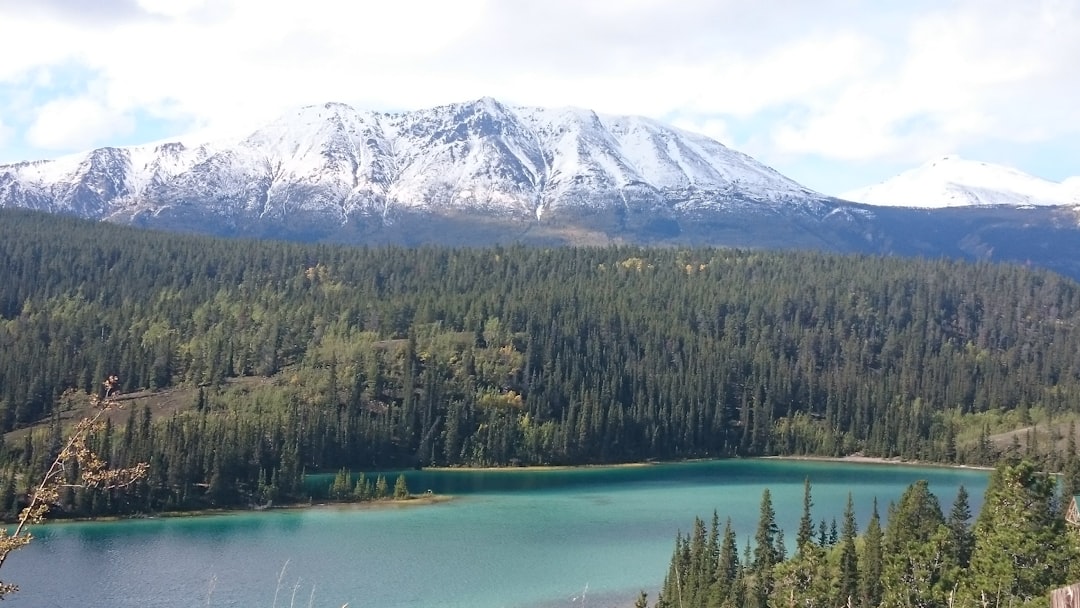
<box><xmin>0</xmin><ymin>98</ymin><xmax>829</xmax><ymax>227</ymax></box>
<box><xmin>3</xmin><ymin>99</ymin><xmax>1080</xmax><ymax>281</ymax></box>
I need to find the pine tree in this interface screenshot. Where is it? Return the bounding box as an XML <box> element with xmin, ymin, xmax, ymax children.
<box><xmin>860</xmin><ymin>499</ymin><xmax>883</xmax><ymax>608</ymax></box>
<box><xmin>393</xmin><ymin>474</ymin><xmax>410</xmax><ymax>500</ymax></box>
<box><xmin>709</xmin><ymin>517</ymin><xmax>740</xmax><ymax>606</ymax></box>
<box><xmin>836</xmin><ymin>493</ymin><xmax>859</xmax><ymax>607</ymax></box>
<box><xmin>880</xmin><ymin>480</ymin><xmax>952</xmax><ymax>608</ymax></box>
<box><xmin>946</xmin><ymin>485</ymin><xmax>974</xmax><ymax>569</ymax></box>
<box><xmin>962</xmin><ymin>460</ymin><xmax>1078</xmax><ymax>607</ymax></box>
<box><xmin>353</xmin><ymin>472</ymin><xmax>371</xmax><ymax>501</ymax></box>
<box><xmin>751</xmin><ymin>489</ymin><xmax>779</xmax><ymax>608</ymax></box>
<box><xmin>796</xmin><ymin>477</ymin><xmax>815</xmax><ymax>555</ymax></box>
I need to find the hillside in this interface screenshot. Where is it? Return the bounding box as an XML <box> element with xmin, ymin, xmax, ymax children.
<box><xmin>2</xmin><ymin>209</ymin><xmax>1080</xmax><ymax>517</ymax></box>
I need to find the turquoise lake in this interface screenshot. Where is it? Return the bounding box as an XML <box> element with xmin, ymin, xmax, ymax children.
<box><xmin>3</xmin><ymin>459</ymin><xmax>989</xmax><ymax>607</ymax></box>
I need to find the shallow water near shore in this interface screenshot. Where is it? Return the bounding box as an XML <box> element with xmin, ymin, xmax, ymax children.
<box><xmin>4</xmin><ymin>459</ymin><xmax>988</xmax><ymax>608</ymax></box>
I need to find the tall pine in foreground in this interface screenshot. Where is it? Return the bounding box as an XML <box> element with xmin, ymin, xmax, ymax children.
<box><xmin>880</xmin><ymin>480</ymin><xmax>956</xmax><ymax>608</ymax></box>
<box><xmin>751</xmin><ymin>489</ymin><xmax>781</xmax><ymax>608</ymax></box>
<box><xmin>961</xmin><ymin>460</ymin><xmax>1078</xmax><ymax>607</ymax></box>
<box><xmin>860</xmin><ymin>500</ymin><xmax>883</xmax><ymax>608</ymax></box>
<box><xmin>836</xmin><ymin>493</ymin><xmax>859</xmax><ymax>607</ymax></box>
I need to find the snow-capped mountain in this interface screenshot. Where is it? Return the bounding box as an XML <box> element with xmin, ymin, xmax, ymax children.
<box><xmin>0</xmin><ymin>98</ymin><xmax>828</xmax><ymax>226</ymax></box>
<box><xmin>841</xmin><ymin>155</ymin><xmax>1080</xmax><ymax>208</ymax></box>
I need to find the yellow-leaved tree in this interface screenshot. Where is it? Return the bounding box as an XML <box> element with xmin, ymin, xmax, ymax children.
<box><xmin>0</xmin><ymin>396</ymin><xmax>148</xmax><ymax>598</ymax></box>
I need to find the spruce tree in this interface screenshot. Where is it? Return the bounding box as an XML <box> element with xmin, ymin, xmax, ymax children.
<box><xmin>962</xmin><ymin>460</ymin><xmax>1078</xmax><ymax>607</ymax></box>
<box><xmin>709</xmin><ymin>517</ymin><xmax>740</xmax><ymax>606</ymax></box>
<box><xmin>881</xmin><ymin>480</ymin><xmax>952</xmax><ymax>607</ymax></box>
<box><xmin>751</xmin><ymin>489</ymin><xmax>779</xmax><ymax>608</ymax></box>
<box><xmin>836</xmin><ymin>493</ymin><xmax>859</xmax><ymax>607</ymax></box>
<box><xmin>946</xmin><ymin>485</ymin><xmax>974</xmax><ymax>569</ymax></box>
<box><xmin>860</xmin><ymin>499</ymin><xmax>883</xmax><ymax>608</ymax></box>
<box><xmin>393</xmin><ymin>474</ymin><xmax>410</xmax><ymax>500</ymax></box>
<box><xmin>796</xmin><ymin>477</ymin><xmax>815</xmax><ymax>555</ymax></box>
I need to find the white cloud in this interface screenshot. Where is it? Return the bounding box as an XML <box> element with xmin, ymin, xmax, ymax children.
<box><xmin>26</xmin><ymin>97</ymin><xmax>134</xmax><ymax>150</ymax></box>
<box><xmin>0</xmin><ymin>0</ymin><xmax>894</xmax><ymax>130</ymax></box>
<box><xmin>671</xmin><ymin>116</ymin><xmax>733</xmax><ymax>146</ymax></box>
<box><xmin>135</xmin><ymin>0</ymin><xmax>206</xmax><ymax>19</ymax></box>
<box><xmin>0</xmin><ymin>0</ymin><xmax>1077</xmax><ymax>185</ymax></box>
<box><xmin>768</xmin><ymin>0</ymin><xmax>1080</xmax><ymax>164</ymax></box>
<box><xmin>0</xmin><ymin>117</ymin><xmax>11</xmax><ymax>147</ymax></box>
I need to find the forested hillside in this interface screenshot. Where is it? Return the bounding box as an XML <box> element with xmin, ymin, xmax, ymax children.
<box><xmin>2</xmin><ymin>208</ymin><xmax>1080</xmax><ymax>516</ymax></box>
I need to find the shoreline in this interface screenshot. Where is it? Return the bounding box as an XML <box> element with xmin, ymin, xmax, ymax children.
<box><xmin>421</xmin><ymin>461</ymin><xmax>659</xmax><ymax>473</ymax></box>
<box><xmin>27</xmin><ymin>493</ymin><xmax>455</xmax><ymax>526</ymax></box>
<box><xmin>761</xmin><ymin>453</ymin><xmax>994</xmax><ymax>471</ymax></box>
<box><xmin>28</xmin><ymin>454</ymin><xmax>989</xmax><ymax>525</ymax></box>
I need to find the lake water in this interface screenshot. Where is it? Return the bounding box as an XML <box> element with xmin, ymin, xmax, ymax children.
<box><xmin>3</xmin><ymin>459</ymin><xmax>988</xmax><ymax>608</ymax></box>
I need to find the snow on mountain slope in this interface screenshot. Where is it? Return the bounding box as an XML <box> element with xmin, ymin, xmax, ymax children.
<box><xmin>841</xmin><ymin>155</ymin><xmax>1079</xmax><ymax>208</ymax></box>
<box><xmin>382</xmin><ymin>97</ymin><xmax>550</xmax><ymax>216</ymax></box>
<box><xmin>0</xmin><ymin>98</ymin><xmax>831</xmax><ymax>224</ymax></box>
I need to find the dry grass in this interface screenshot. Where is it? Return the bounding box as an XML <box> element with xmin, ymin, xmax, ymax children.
<box><xmin>3</xmin><ymin>376</ymin><xmax>274</xmax><ymax>444</ymax></box>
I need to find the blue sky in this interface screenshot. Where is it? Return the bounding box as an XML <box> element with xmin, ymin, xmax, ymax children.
<box><xmin>0</xmin><ymin>0</ymin><xmax>1077</xmax><ymax>196</ymax></box>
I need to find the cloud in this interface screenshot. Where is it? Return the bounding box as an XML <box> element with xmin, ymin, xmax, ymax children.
<box><xmin>0</xmin><ymin>0</ymin><xmax>151</xmax><ymax>26</ymax></box>
<box><xmin>768</xmin><ymin>0</ymin><xmax>1080</xmax><ymax>164</ymax></box>
<box><xmin>671</xmin><ymin>117</ymin><xmax>733</xmax><ymax>147</ymax></box>
<box><xmin>0</xmin><ymin>0</ymin><xmax>1077</xmax><ymax>180</ymax></box>
<box><xmin>26</xmin><ymin>97</ymin><xmax>134</xmax><ymax>150</ymax></box>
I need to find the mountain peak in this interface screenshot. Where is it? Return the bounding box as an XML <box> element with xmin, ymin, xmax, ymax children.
<box><xmin>0</xmin><ymin>98</ymin><xmax>829</xmax><ymax>225</ymax></box>
<box><xmin>842</xmin><ymin>156</ymin><xmax>1077</xmax><ymax>208</ymax></box>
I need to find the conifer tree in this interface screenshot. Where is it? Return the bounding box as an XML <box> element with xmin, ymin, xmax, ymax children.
<box><xmin>393</xmin><ymin>474</ymin><xmax>409</xmax><ymax>500</ymax></box>
<box><xmin>709</xmin><ymin>517</ymin><xmax>740</xmax><ymax>606</ymax></box>
<box><xmin>751</xmin><ymin>489</ymin><xmax>779</xmax><ymax>608</ymax></box>
<box><xmin>881</xmin><ymin>480</ymin><xmax>952</xmax><ymax>608</ymax></box>
<box><xmin>860</xmin><ymin>499</ymin><xmax>883</xmax><ymax>608</ymax></box>
<box><xmin>836</xmin><ymin>493</ymin><xmax>859</xmax><ymax>607</ymax></box>
<box><xmin>962</xmin><ymin>460</ymin><xmax>1078</xmax><ymax>607</ymax></box>
<box><xmin>796</xmin><ymin>477</ymin><xmax>815</xmax><ymax>555</ymax></box>
<box><xmin>946</xmin><ymin>485</ymin><xmax>973</xmax><ymax>569</ymax></box>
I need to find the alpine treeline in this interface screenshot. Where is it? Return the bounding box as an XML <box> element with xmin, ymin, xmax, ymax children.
<box><xmin>651</xmin><ymin>459</ymin><xmax>1080</xmax><ymax>608</ymax></box>
<box><xmin>2</xmin><ymin>208</ymin><xmax>1080</xmax><ymax>516</ymax></box>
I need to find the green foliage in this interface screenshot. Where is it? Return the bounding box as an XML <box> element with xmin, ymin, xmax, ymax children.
<box><xmin>3</xmin><ymin>210</ymin><xmax>1080</xmax><ymax>516</ymax></box>
<box><xmin>880</xmin><ymin>480</ymin><xmax>955</xmax><ymax>608</ymax></box>
<box><xmin>329</xmin><ymin>468</ymin><xmax>352</xmax><ymax>500</ymax></box>
<box><xmin>751</xmin><ymin>489</ymin><xmax>780</xmax><ymax>608</ymax></box>
<box><xmin>860</xmin><ymin>500</ymin><xmax>883</xmax><ymax>608</ymax></box>
<box><xmin>961</xmin><ymin>460</ymin><xmax>1078</xmax><ymax>607</ymax></box>
<box><xmin>656</xmin><ymin>460</ymin><xmax>1080</xmax><ymax>608</ymax></box>
<box><xmin>393</xmin><ymin>474</ymin><xmax>409</xmax><ymax>500</ymax></box>
<box><xmin>836</xmin><ymin>494</ymin><xmax>859</xmax><ymax>607</ymax></box>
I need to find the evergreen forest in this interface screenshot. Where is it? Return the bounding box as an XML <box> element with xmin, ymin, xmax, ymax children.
<box><xmin>650</xmin><ymin>459</ymin><xmax>1080</xmax><ymax>608</ymax></box>
<box><xmin>2</xmin><ymin>208</ymin><xmax>1080</xmax><ymax>517</ymax></box>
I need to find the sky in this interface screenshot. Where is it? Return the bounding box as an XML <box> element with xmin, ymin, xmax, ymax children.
<box><xmin>0</xmin><ymin>0</ymin><xmax>1077</xmax><ymax>196</ymax></box>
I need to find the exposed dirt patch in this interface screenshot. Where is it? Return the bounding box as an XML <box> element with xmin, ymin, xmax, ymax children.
<box><xmin>988</xmin><ymin>420</ymin><xmax>1078</xmax><ymax>453</ymax></box>
<box><xmin>4</xmin><ymin>376</ymin><xmax>275</xmax><ymax>443</ymax></box>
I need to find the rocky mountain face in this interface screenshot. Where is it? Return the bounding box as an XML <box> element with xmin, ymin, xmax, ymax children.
<box><xmin>0</xmin><ymin>98</ymin><xmax>828</xmax><ymax>227</ymax></box>
<box><xmin>2</xmin><ymin>99</ymin><xmax>1080</xmax><ymax>280</ymax></box>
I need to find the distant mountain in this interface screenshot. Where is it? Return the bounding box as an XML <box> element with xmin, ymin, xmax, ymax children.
<box><xmin>3</xmin><ymin>101</ymin><xmax>1080</xmax><ymax>281</ymax></box>
<box><xmin>841</xmin><ymin>155</ymin><xmax>1080</xmax><ymax>208</ymax></box>
<box><xmin>0</xmin><ymin>98</ymin><xmax>829</xmax><ymax>228</ymax></box>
